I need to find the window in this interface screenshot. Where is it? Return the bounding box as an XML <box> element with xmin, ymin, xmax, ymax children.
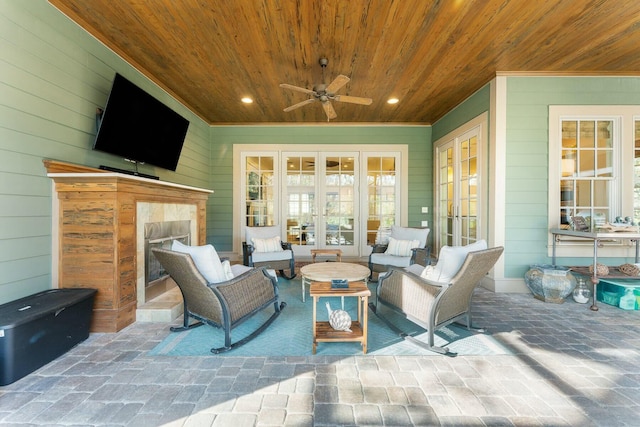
<box><xmin>549</xmin><ymin>106</ymin><xmax>638</xmax><ymax>257</ymax></box>
<box><xmin>559</xmin><ymin>120</ymin><xmax>614</xmax><ymax>229</ymax></box>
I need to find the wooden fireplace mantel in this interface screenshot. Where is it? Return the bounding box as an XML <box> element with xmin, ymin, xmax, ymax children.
<box><xmin>44</xmin><ymin>160</ymin><xmax>213</xmax><ymax>332</ymax></box>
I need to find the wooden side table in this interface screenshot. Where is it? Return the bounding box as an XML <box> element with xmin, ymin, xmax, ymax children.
<box><xmin>310</xmin><ymin>281</ymin><xmax>370</xmax><ymax>354</ymax></box>
<box><xmin>310</xmin><ymin>248</ymin><xmax>342</xmax><ymax>263</ymax></box>
<box><xmin>300</xmin><ymin>262</ymin><xmax>370</xmax><ymax>302</ymax></box>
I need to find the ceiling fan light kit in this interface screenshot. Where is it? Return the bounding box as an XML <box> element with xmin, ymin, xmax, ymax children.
<box><xmin>280</xmin><ymin>58</ymin><xmax>373</xmax><ymax>121</ymax></box>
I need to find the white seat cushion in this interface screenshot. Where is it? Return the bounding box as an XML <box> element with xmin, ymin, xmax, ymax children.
<box><xmin>404</xmin><ymin>263</ymin><xmax>425</xmax><ymax>275</ymax></box>
<box><xmin>251</xmin><ymin>249</ymin><xmax>293</xmax><ymax>263</ymax></box>
<box><xmin>370</xmin><ymin>252</ymin><xmax>413</xmax><ymax>268</ymax></box>
<box><xmin>230</xmin><ymin>263</ymin><xmax>277</xmax><ymax>280</ymax></box>
<box><xmin>421</xmin><ymin>240</ymin><xmax>488</xmax><ymax>283</ymax></box>
<box><xmin>171</xmin><ymin>240</ymin><xmax>229</xmax><ymax>283</ymax></box>
<box><xmin>230</xmin><ymin>263</ymin><xmax>252</xmax><ymax>276</ymax></box>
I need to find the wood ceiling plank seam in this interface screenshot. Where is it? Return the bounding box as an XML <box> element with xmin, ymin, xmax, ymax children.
<box><xmin>381</xmin><ymin>1</ymin><xmax>482</xmax><ymax>121</ymax></box>
<box><xmin>358</xmin><ymin>1</ymin><xmax>453</xmax><ymax>120</ymax></box>
<box><xmin>405</xmin><ymin>1</ymin><xmax>569</xmax><ymax>120</ymax></box>
<box><xmin>547</xmin><ymin>2</ymin><xmax>640</xmax><ymax>71</ymax></box>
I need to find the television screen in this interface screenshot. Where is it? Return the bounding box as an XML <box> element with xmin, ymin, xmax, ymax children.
<box><xmin>93</xmin><ymin>73</ymin><xmax>189</xmax><ymax>171</ymax></box>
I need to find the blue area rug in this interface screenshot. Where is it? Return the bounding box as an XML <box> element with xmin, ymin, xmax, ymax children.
<box><xmin>149</xmin><ymin>278</ymin><xmax>512</xmax><ymax>357</ymax></box>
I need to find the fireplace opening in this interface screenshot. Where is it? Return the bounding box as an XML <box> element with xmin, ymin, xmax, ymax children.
<box><xmin>144</xmin><ymin>220</ymin><xmax>191</xmax><ymax>302</ymax></box>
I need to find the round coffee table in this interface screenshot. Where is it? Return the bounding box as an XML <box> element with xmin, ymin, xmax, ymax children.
<box><xmin>300</xmin><ymin>262</ymin><xmax>370</xmax><ymax>302</ymax></box>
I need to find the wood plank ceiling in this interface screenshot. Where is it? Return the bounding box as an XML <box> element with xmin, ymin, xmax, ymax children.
<box><xmin>49</xmin><ymin>0</ymin><xmax>640</xmax><ymax>125</ymax></box>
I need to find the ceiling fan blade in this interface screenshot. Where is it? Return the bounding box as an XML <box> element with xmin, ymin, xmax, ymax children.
<box><xmin>322</xmin><ymin>101</ymin><xmax>337</xmax><ymax>120</ymax></box>
<box><xmin>283</xmin><ymin>98</ymin><xmax>316</xmax><ymax>112</ymax></box>
<box><xmin>334</xmin><ymin>95</ymin><xmax>373</xmax><ymax>105</ymax></box>
<box><xmin>280</xmin><ymin>83</ymin><xmax>316</xmax><ymax>96</ymax></box>
<box><xmin>325</xmin><ymin>74</ymin><xmax>350</xmax><ymax>94</ymax></box>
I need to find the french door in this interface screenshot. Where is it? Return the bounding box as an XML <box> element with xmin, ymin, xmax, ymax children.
<box><xmin>284</xmin><ymin>152</ymin><xmax>359</xmax><ymax>257</ymax></box>
<box><xmin>238</xmin><ymin>145</ymin><xmax>406</xmax><ymax>258</ymax></box>
<box><xmin>435</xmin><ymin>125</ymin><xmax>482</xmax><ymax>252</ymax></box>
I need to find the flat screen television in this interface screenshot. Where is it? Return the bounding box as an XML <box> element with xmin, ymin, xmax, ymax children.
<box><xmin>93</xmin><ymin>73</ymin><xmax>189</xmax><ymax>172</ymax></box>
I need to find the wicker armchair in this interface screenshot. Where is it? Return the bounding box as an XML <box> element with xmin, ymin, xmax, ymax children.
<box><xmin>243</xmin><ymin>225</ymin><xmax>296</xmax><ymax>279</ymax></box>
<box><xmin>369</xmin><ymin>246</ymin><xmax>504</xmax><ymax>356</ymax></box>
<box><xmin>369</xmin><ymin>226</ymin><xmax>431</xmax><ymax>280</ymax></box>
<box><xmin>152</xmin><ymin>248</ymin><xmax>286</xmax><ymax>354</ymax></box>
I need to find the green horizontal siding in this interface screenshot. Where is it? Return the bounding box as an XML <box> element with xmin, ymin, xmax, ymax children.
<box><xmin>5</xmin><ymin>1</ymin><xmax>640</xmax><ymax>304</ymax></box>
<box><xmin>0</xmin><ymin>1</ymin><xmax>211</xmax><ymax>304</ymax></box>
<box><xmin>209</xmin><ymin>126</ymin><xmax>432</xmax><ymax>251</ymax></box>
<box><xmin>505</xmin><ymin>76</ymin><xmax>640</xmax><ymax>279</ymax></box>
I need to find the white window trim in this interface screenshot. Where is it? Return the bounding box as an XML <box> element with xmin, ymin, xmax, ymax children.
<box><xmin>433</xmin><ymin>112</ymin><xmax>487</xmax><ymax>252</ymax></box>
<box><xmin>548</xmin><ymin>105</ymin><xmax>638</xmax><ymax>259</ymax></box>
<box><xmin>233</xmin><ymin>144</ymin><xmax>409</xmax><ymax>256</ymax></box>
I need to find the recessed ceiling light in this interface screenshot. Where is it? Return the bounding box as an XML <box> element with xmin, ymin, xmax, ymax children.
<box><xmin>387</xmin><ymin>98</ymin><xmax>399</xmax><ymax>104</ymax></box>
<box><xmin>241</xmin><ymin>97</ymin><xmax>253</xmax><ymax>104</ymax></box>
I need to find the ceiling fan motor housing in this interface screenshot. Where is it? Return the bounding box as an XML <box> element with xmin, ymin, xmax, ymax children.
<box><xmin>280</xmin><ymin>57</ymin><xmax>372</xmax><ymax>120</ymax></box>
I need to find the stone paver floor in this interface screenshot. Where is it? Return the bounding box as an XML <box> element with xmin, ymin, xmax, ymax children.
<box><xmin>1</xmin><ymin>286</ymin><xmax>639</xmax><ymax>426</ymax></box>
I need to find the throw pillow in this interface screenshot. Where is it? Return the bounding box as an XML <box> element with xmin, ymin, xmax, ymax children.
<box><xmin>252</xmin><ymin>236</ymin><xmax>283</xmax><ymax>253</ymax></box>
<box><xmin>171</xmin><ymin>240</ymin><xmax>227</xmax><ymax>283</ymax></box>
<box><xmin>421</xmin><ymin>239</ymin><xmax>488</xmax><ymax>283</ymax></box>
<box><xmin>385</xmin><ymin>236</ymin><xmax>420</xmax><ymax>257</ymax></box>
<box><xmin>221</xmin><ymin>260</ymin><xmax>235</xmax><ymax>280</ymax></box>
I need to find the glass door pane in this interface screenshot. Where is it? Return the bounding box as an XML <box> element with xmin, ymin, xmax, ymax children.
<box><xmin>459</xmin><ymin>135</ymin><xmax>478</xmax><ymax>245</ymax></box>
<box><xmin>323</xmin><ymin>154</ymin><xmax>357</xmax><ymax>252</ymax></box>
<box><xmin>285</xmin><ymin>155</ymin><xmax>316</xmax><ymax>246</ymax></box>
<box><xmin>635</xmin><ymin>120</ymin><xmax>640</xmax><ymax>224</ymax></box>
<box><xmin>437</xmin><ymin>143</ymin><xmax>455</xmax><ymax>247</ymax></box>
<box><xmin>366</xmin><ymin>156</ymin><xmax>397</xmax><ymax>246</ymax></box>
<box><xmin>284</xmin><ymin>152</ymin><xmax>359</xmax><ymax>257</ymax></box>
<box><xmin>435</xmin><ymin>125</ymin><xmax>482</xmax><ymax>252</ymax></box>
<box><xmin>245</xmin><ymin>156</ymin><xmax>275</xmax><ymax>227</ymax></box>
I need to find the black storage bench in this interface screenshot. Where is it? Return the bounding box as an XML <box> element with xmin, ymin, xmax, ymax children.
<box><xmin>0</xmin><ymin>288</ymin><xmax>96</xmax><ymax>386</ymax></box>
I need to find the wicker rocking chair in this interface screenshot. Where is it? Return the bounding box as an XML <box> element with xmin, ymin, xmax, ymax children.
<box><xmin>152</xmin><ymin>248</ymin><xmax>286</xmax><ymax>354</ymax></box>
<box><xmin>369</xmin><ymin>246</ymin><xmax>504</xmax><ymax>356</ymax></box>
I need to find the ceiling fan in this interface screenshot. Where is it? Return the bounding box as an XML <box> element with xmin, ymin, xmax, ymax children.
<box><xmin>280</xmin><ymin>58</ymin><xmax>373</xmax><ymax>120</ymax></box>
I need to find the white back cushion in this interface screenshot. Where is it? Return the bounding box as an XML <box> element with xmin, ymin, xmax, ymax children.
<box><xmin>171</xmin><ymin>240</ymin><xmax>228</xmax><ymax>284</ymax></box>
<box><xmin>385</xmin><ymin>237</ymin><xmax>420</xmax><ymax>257</ymax></box>
<box><xmin>421</xmin><ymin>239</ymin><xmax>488</xmax><ymax>283</ymax></box>
<box><xmin>390</xmin><ymin>226</ymin><xmax>429</xmax><ymax>248</ymax></box>
<box><xmin>245</xmin><ymin>225</ymin><xmax>281</xmax><ymax>244</ymax></box>
<box><xmin>252</xmin><ymin>236</ymin><xmax>283</xmax><ymax>253</ymax></box>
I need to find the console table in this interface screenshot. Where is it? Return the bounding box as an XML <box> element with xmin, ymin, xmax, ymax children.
<box><xmin>550</xmin><ymin>228</ymin><xmax>640</xmax><ymax>311</ymax></box>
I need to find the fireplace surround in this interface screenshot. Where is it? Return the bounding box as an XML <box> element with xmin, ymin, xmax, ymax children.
<box><xmin>45</xmin><ymin>160</ymin><xmax>212</xmax><ymax>332</ymax></box>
